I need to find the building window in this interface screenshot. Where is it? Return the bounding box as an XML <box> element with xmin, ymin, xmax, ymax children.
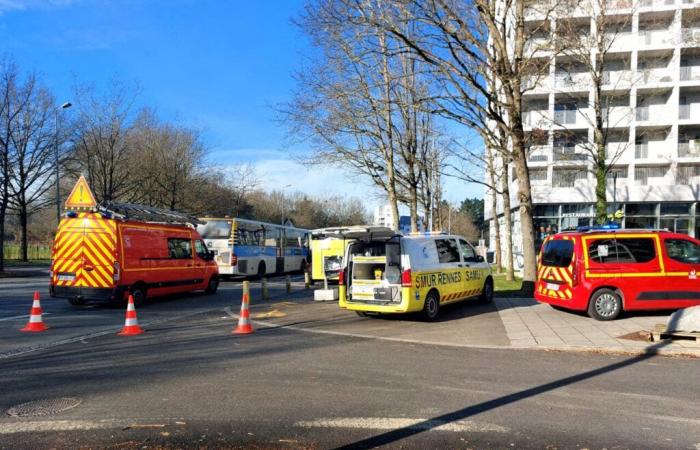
<box><xmin>678</xmin><ymin>164</ymin><xmax>700</xmax><ymax>184</ymax></box>
<box><xmin>553</xmin><ymin>169</ymin><xmax>587</xmax><ymax>187</ymax></box>
<box><xmin>634</xmin><ymin>166</ymin><xmax>668</xmax><ymax>185</ymax></box>
<box><xmin>530</xmin><ymin>168</ymin><xmax>548</xmax><ymax>182</ymax></box>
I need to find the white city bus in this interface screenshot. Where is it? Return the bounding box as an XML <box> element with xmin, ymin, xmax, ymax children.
<box><xmin>196</xmin><ymin>218</ymin><xmax>310</xmax><ymax>277</ymax></box>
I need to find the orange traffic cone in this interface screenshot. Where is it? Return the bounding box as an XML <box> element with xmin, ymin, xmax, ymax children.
<box><xmin>117</xmin><ymin>295</ymin><xmax>144</xmax><ymax>336</ymax></box>
<box><xmin>21</xmin><ymin>291</ymin><xmax>48</xmax><ymax>332</ymax></box>
<box><xmin>232</xmin><ymin>292</ymin><xmax>254</xmax><ymax>335</ymax></box>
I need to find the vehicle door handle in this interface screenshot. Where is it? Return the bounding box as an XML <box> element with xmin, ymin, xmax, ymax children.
<box><xmin>457</xmin><ymin>264</ymin><xmax>464</xmax><ymax>267</ymax></box>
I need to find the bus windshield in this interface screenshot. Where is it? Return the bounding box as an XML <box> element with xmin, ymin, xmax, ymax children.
<box><xmin>197</xmin><ymin>220</ymin><xmax>232</xmax><ymax>239</ymax></box>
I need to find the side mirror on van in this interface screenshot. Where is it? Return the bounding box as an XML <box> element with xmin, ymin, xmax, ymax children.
<box><xmin>203</xmin><ymin>251</ymin><xmax>215</xmax><ymax>262</ymax></box>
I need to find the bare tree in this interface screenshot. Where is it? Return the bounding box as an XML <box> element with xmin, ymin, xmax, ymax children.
<box><xmin>67</xmin><ymin>81</ymin><xmax>139</xmax><ymax>203</ymax></box>
<box><xmin>7</xmin><ymin>77</ymin><xmax>56</xmax><ymax>261</ymax></box>
<box><xmin>0</xmin><ymin>59</ymin><xmax>32</xmax><ymax>270</ymax></box>
<box><xmin>344</xmin><ymin>0</ymin><xmax>562</xmax><ymax>289</ymax></box>
<box><xmin>554</xmin><ymin>0</ymin><xmax>638</xmax><ymax>223</ymax></box>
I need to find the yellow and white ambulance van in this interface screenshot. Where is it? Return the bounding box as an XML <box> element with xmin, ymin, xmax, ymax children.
<box><xmin>338</xmin><ymin>228</ymin><xmax>493</xmax><ymax>320</ymax></box>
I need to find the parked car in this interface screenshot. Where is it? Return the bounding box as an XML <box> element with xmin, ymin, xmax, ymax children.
<box><xmin>535</xmin><ymin>227</ymin><xmax>700</xmax><ymax>320</ymax></box>
<box><xmin>337</xmin><ymin>227</ymin><xmax>492</xmax><ymax>320</ymax></box>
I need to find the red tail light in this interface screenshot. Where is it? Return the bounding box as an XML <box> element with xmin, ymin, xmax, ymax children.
<box><xmin>401</xmin><ymin>269</ymin><xmax>412</xmax><ymax>287</ymax></box>
<box><xmin>338</xmin><ymin>269</ymin><xmax>345</xmax><ymax>285</ymax></box>
<box><xmin>571</xmin><ymin>260</ymin><xmax>578</xmax><ymax>287</ymax></box>
<box><xmin>113</xmin><ymin>261</ymin><xmax>120</xmax><ymax>282</ymax></box>
<box><xmin>230</xmin><ymin>253</ymin><xmax>238</xmax><ymax>266</ymax></box>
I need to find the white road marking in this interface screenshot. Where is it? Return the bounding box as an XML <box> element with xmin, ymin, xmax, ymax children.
<box><xmin>223</xmin><ymin>307</ymin><xmax>508</xmax><ymax>351</ymax></box>
<box><xmin>0</xmin><ymin>313</ymin><xmax>52</xmax><ymax>322</ymax></box>
<box><xmin>295</xmin><ymin>417</ymin><xmax>508</xmax><ymax>433</ymax></box>
<box><xmin>0</xmin><ymin>420</ymin><xmax>120</xmax><ymax>434</ymax></box>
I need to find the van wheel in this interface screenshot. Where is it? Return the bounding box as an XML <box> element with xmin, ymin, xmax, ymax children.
<box><xmin>588</xmin><ymin>288</ymin><xmax>622</xmax><ymax>321</ymax></box>
<box><xmin>422</xmin><ymin>291</ymin><xmax>440</xmax><ymax>321</ymax></box>
<box><xmin>256</xmin><ymin>262</ymin><xmax>266</xmax><ymax>279</ymax></box>
<box><xmin>205</xmin><ymin>275</ymin><xmax>219</xmax><ymax>294</ymax></box>
<box><xmin>130</xmin><ymin>285</ymin><xmax>147</xmax><ymax>307</ymax></box>
<box><xmin>68</xmin><ymin>298</ymin><xmax>85</xmax><ymax>306</ymax></box>
<box><xmin>479</xmin><ymin>278</ymin><xmax>494</xmax><ymax>304</ymax></box>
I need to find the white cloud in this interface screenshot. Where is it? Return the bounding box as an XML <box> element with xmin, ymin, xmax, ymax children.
<box><xmin>212</xmin><ymin>148</ymin><xmax>483</xmax><ymax>216</ymax></box>
<box><xmin>0</xmin><ymin>0</ymin><xmax>79</xmax><ymax>13</ymax></box>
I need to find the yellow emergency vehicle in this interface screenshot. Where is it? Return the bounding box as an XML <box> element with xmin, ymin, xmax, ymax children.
<box><xmin>310</xmin><ymin>226</ymin><xmax>369</xmax><ymax>282</ymax></box>
<box><xmin>338</xmin><ymin>228</ymin><xmax>493</xmax><ymax>320</ymax></box>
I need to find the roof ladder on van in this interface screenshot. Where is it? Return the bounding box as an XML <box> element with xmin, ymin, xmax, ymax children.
<box><xmin>97</xmin><ymin>202</ymin><xmax>205</xmax><ymax>226</ymax></box>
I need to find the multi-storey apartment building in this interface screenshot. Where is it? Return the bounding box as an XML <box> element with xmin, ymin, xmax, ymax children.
<box><xmin>486</xmin><ymin>0</ymin><xmax>700</xmax><ymax>271</ymax></box>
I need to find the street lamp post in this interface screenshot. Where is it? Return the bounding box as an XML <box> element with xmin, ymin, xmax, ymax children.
<box><xmin>55</xmin><ymin>102</ymin><xmax>72</xmax><ymax>224</ymax></box>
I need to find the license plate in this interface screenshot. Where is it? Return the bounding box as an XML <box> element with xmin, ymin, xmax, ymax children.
<box><xmin>57</xmin><ymin>274</ymin><xmax>75</xmax><ymax>282</ymax></box>
<box><xmin>546</xmin><ymin>283</ymin><xmax>560</xmax><ymax>291</ymax></box>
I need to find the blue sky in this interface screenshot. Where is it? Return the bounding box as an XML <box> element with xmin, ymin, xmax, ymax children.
<box><xmin>1</xmin><ymin>0</ymin><xmax>482</xmax><ymax>211</ymax></box>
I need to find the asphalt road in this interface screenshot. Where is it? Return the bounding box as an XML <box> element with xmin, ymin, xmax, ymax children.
<box><xmin>1</xmin><ymin>275</ymin><xmax>699</xmax><ymax>449</ymax></box>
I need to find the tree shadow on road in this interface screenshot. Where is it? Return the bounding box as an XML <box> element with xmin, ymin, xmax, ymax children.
<box><xmin>334</xmin><ymin>341</ymin><xmax>671</xmax><ymax>450</ymax></box>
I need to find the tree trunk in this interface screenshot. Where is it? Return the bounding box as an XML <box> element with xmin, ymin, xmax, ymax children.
<box><xmin>501</xmin><ymin>163</ymin><xmax>514</xmax><ymax>281</ymax></box>
<box><xmin>511</xmin><ymin>137</ymin><xmax>537</xmax><ymax>291</ymax></box>
<box><xmin>409</xmin><ymin>184</ymin><xmax>418</xmax><ymax>232</ymax></box>
<box><xmin>19</xmin><ymin>203</ymin><xmax>28</xmax><ymax>262</ymax></box>
<box><xmin>487</xmin><ymin>150</ymin><xmax>502</xmax><ymax>274</ymax></box>
<box><xmin>594</xmin><ymin>138</ymin><xmax>607</xmax><ymax>225</ymax></box>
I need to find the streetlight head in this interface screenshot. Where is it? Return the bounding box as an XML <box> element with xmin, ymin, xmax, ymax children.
<box><xmin>61</xmin><ymin>102</ymin><xmax>72</xmax><ymax>109</ymax></box>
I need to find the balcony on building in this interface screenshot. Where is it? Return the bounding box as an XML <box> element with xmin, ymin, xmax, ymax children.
<box><xmin>526</xmin><ymin>129</ymin><xmax>550</xmax><ymax>164</ymax></box>
<box><xmin>602</xmin><ymin>93</ymin><xmax>632</xmax><ymax>128</ymax></box>
<box><xmin>529</xmin><ymin>167</ymin><xmax>549</xmax><ymax>186</ymax></box>
<box><xmin>605</xmin><ymin>129</ymin><xmax>632</xmax><ymax>163</ymax></box>
<box><xmin>554</xmin><ymin>93</ymin><xmax>590</xmax><ymax>129</ymax></box>
<box><xmin>604</xmin><ymin>15</ymin><xmax>635</xmax><ymax>52</ymax></box>
<box><xmin>678</xmin><ymin>86</ymin><xmax>700</xmax><ymax>124</ymax></box>
<box><xmin>634</xmin><ymin>164</ymin><xmax>673</xmax><ymax>186</ymax></box>
<box><xmin>635</xmin><ymin>126</ymin><xmax>672</xmax><ymax>160</ymax></box>
<box><xmin>635</xmin><ymin>88</ymin><xmax>673</xmax><ymax>125</ymax></box>
<box><xmin>604</xmin><ymin>0</ymin><xmax>633</xmax><ymax>12</ymax></box>
<box><xmin>602</xmin><ymin>53</ymin><xmax>632</xmax><ymax>89</ymax></box>
<box><xmin>554</xmin><ymin>17</ymin><xmax>591</xmax><ymax>54</ymax></box>
<box><xmin>680</xmin><ymin>48</ymin><xmax>700</xmax><ymax>83</ymax></box>
<box><xmin>554</xmin><ymin>59</ymin><xmax>591</xmax><ymax>92</ymax></box>
<box><xmin>637</xmin><ymin>49</ymin><xmax>675</xmax><ymax>86</ymax></box>
<box><xmin>639</xmin><ymin>11</ymin><xmax>676</xmax><ymax>50</ymax></box>
<box><xmin>681</xmin><ymin>0</ymin><xmax>700</xmax><ymax>6</ymax></box>
<box><xmin>522</xmin><ymin>57</ymin><xmax>552</xmax><ymax>94</ymax></box>
<box><xmin>638</xmin><ymin>0</ymin><xmax>676</xmax><ymax>10</ymax></box>
<box><xmin>678</xmin><ymin>125</ymin><xmax>700</xmax><ymax>157</ymax></box>
<box><xmin>552</xmin><ymin>167</ymin><xmax>589</xmax><ymax>189</ymax></box>
<box><xmin>681</xmin><ymin>8</ymin><xmax>700</xmax><ymax>46</ymax></box>
<box><xmin>522</xmin><ymin>96</ymin><xmax>549</xmax><ymax>131</ymax></box>
<box><xmin>553</xmin><ymin>130</ymin><xmax>589</xmax><ymax>161</ymax></box>
<box><xmin>606</xmin><ymin>166</ymin><xmax>629</xmax><ymax>193</ymax></box>
<box><xmin>677</xmin><ymin>163</ymin><xmax>700</xmax><ymax>185</ymax></box>
<box><xmin>524</xmin><ymin>20</ymin><xmax>551</xmax><ymax>57</ymax></box>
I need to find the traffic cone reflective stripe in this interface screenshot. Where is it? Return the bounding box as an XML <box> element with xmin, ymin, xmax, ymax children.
<box><xmin>21</xmin><ymin>292</ymin><xmax>48</xmax><ymax>332</ymax></box>
<box><xmin>232</xmin><ymin>292</ymin><xmax>254</xmax><ymax>335</ymax></box>
<box><xmin>118</xmin><ymin>295</ymin><xmax>144</xmax><ymax>336</ymax></box>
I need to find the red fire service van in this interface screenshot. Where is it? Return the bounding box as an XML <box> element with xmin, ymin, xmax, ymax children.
<box><xmin>535</xmin><ymin>226</ymin><xmax>700</xmax><ymax>320</ymax></box>
<box><xmin>50</xmin><ymin>177</ymin><xmax>220</xmax><ymax>305</ymax></box>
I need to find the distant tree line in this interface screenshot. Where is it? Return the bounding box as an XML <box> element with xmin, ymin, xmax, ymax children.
<box><xmin>0</xmin><ymin>58</ymin><xmax>367</xmax><ymax>268</ymax></box>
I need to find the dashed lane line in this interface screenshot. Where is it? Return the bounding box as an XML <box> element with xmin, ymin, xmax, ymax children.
<box><xmin>0</xmin><ymin>420</ymin><xmax>121</xmax><ymax>434</ymax></box>
<box><xmin>0</xmin><ymin>313</ymin><xmax>52</xmax><ymax>322</ymax></box>
<box><xmin>295</xmin><ymin>417</ymin><xmax>508</xmax><ymax>433</ymax></box>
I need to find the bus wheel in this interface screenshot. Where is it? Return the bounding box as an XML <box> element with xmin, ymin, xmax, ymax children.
<box><xmin>68</xmin><ymin>298</ymin><xmax>85</xmax><ymax>306</ymax></box>
<box><xmin>422</xmin><ymin>291</ymin><xmax>440</xmax><ymax>321</ymax></box>
<box><xmin>130</xmin><ymin>284</ymin><xmax>147</xmax><ymax>307</ymax></box>
<box><xmin>205</xmin><ymin>275</ymin><xmax>219</xmax><ymax>294</ymax></box>
<box><xmin>588</xmin><ymin>288</ymin><xmax>622</xmax><ymax>321</ymax></box>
